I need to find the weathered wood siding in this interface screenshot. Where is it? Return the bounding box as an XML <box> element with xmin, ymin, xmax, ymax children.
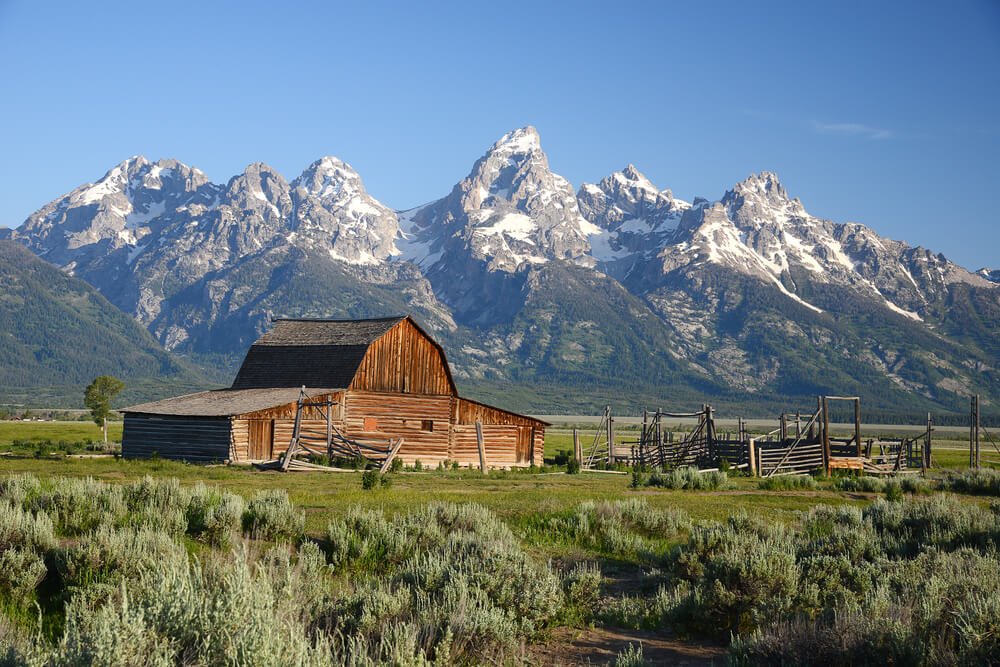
<box><xmin>123</xmin><ymin>414</ymin><xmax>232</xmax><ymax>462</ymax></box>
<box><xmin>344</xmin><ymin>390</ymin><xmax>451</xmax><ymax>464</ymax></box>
<box><xmin>272</xmin><ymin>419</ymin><xmax>337</xmax><ymax>456</ymax></box>
<box><xmin>350</xmin><ymin>319</ymin><xmax>453</xmax><ymax>395</ymax></box>
<box><xmin>451</xmin><ymin>397</ymin><xmax>545</xmax><ymax>467</ymax></box>
<box><xmin>450</xmin><ymin>423</ymin><xmax>522</xmax><ymax>467</ymax></box>
<box><xmin>231</xmin><ymin>419</ymin><xmax>249</xmax><ymax>461</ymax></box>
<box><xmin>454</xmin><ymin>398</ymin><xmax>540</xmax><ymax>427</ymax></box>
<box><xmin>533</xmin><ymin>428</ymin><xmax>545</xmax><ymax>466</ymax></box>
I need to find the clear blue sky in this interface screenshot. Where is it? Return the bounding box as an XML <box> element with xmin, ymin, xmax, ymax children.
<box><xmin>1</xmin><ymin>1</ymin><xmax>998</xmax><ymax>269</ymax></box>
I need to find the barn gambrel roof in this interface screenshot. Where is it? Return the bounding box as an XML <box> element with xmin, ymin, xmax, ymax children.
<box><xmin>229</xmin><ymin>315</ymin><xmax>456</xmax><ymax>393</ymax></box>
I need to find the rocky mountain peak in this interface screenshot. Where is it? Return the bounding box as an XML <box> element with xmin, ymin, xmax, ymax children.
<box><xmin>293</xmin><ymin>156</ymin><xmax>364</xmax><ymax>199</ymax></box>
<box><xmin>290</xmin><ymin>156</ymin><xmax>399</xmax><ymax>266</ymax></box>
<box><xmin>399</xmin><ymin>127</ymin><xmax>598</xmax><ymax>274</ymax></box>
<box><xmin>577</xmin><ymin>165</ymin><xmax>689</xmax><ymax>264</ymax></box>
<box><xmin>223</xmin><ymin>163</ymin><xmax>293</xmax><ymax>220</ymax></box>
<box><xmin>732</xmin><ymin>171</ymin><xmax>787</xmax><ymax>198</ymax></box>
<box><xmin>488</xmin><ymin>125</ymin><xmax>542</xmax><ymax>159</ymax></box>
<box><xmin>10</xmin><ymin>156</ymin><xmax>217</xmax><ymax>265</ymax></box>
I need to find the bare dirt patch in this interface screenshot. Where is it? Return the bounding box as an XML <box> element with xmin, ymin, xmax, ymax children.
<box><xmin>532</xmin><ymin>625</ymin><xmax>726</xmax><ymax>665</ymax></box>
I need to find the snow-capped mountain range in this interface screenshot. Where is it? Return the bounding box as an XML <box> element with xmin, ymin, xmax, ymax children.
<box><xmin>5</xmin><ymin>126</ymin><xmax>999</xmax><ymax>412</ymax></box>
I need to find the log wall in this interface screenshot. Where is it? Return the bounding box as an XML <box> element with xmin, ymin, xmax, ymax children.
<box><xmin>450</xmin><ymin>423</ymin><xmax>523</xmax><ymax>468</ymax></box>
<box><xmin>272</xmin><ymin>419</ymin><xmax>334</xmax><ymax>456</ymax></box>
<box><xmin>533</xmin><ymin>428</ymin><xmax>545</xmax><ymax>465</ymax></box>
<box><xmin>344</xmin><ymin>390</ymin><xmax>451</xmax><ymax>464</ymax></box>
<box><xmin>123</xmin><ymin>414</ymin><xmax>232</xmax><ymax>462</ymax></box>
<box><xmin>231</xmin><ymin>419</ymin><xmax>249</xmax><ymax>461</ymax></box>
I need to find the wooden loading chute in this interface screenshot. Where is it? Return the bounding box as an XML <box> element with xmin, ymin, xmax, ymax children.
<box><xmin>260</xmin><ymin>387</ymin><xmax>403</xmax><ymax>472</ymax></box>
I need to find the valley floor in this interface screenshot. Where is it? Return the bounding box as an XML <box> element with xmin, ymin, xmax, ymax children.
<box><xmin>1</xmin><ymin>421</ymin><xmax>999</xmax><ymax>664</ymax></box>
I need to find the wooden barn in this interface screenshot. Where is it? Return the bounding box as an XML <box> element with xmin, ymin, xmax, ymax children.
<box><xmin>122</xmin><ymin>316</ymin><xmax>547</xmax><ymax>468</ymax></box>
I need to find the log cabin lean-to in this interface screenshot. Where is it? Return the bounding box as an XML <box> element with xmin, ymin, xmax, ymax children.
<box><xmin>121</xmin><ymin>316</ymin><xmax>548</xmax><ymax>467</ymax></box>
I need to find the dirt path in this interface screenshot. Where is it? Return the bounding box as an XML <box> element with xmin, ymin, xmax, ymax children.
<box><xmin>532</xmin><ymin>626</ymin><xmax>726</xmax><ymax>665</ymax></box>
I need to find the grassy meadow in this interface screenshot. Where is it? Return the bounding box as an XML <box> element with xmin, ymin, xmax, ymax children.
<box><xmin>1</xmin><ymin>420</ymin><xmax>1000</xmax><ymax>664</ymax></box>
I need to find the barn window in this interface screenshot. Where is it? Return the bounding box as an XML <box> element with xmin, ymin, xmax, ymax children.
<box><xmin>364</xmin><ymin>417</ymin><xmax>378</xmax><ymax>431</ymax></box>
<box><xmin>421</xmin><ymin>420</ymin><xmax>434</xmax><ymax>432</ymax></box>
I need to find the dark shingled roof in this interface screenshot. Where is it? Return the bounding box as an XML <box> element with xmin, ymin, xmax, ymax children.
<box><xmin>123</xmin><ymin>388</ymin><xmax>339</xmax><ymax>417</ymax></box>
<box><xmin>253</xmin><ymin>317</ymin><xmax>404</xmax><ymax>346</ymax></box>
<box><xmin>230</xmin><ymin>316</ymin><xmax>406</xmax><ymax>390</ymax></box>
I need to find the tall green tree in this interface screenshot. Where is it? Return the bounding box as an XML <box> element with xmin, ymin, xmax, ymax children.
<box><xmin>84</xmin><ymin>375</ymin><xmax>124</xmax><ymax>444</ymax></box>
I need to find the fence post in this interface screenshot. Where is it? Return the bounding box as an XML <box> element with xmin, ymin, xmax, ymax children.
<box><xmin>854</xmin><ymin>398</ymin><xmax>862</xmax><ymax>458</ymax></box>
<box><xmin>822</xmin><ymin>396</ymin><xmax>831</xmax><ymax>476</ymax></box>
<box><xmin>573</xmin><ymin>428</ymin><xmax>582</xmax><ymax>465</ymax></box>
<box><xmin>606</xmin><ymin>406</ymin><xmax>614</xmax><ymax>466</ymax></box>
<box><xmin>925</xmin><ymin>413</ymin><xmax>933</xmax><ymax>469</ymax></box>
<box><xmin>748</xmin><ymin>438</ymin><xmax>757</xmax><ymax>477</ymax></box>
<box><xmin>475</xmin><ymin>421</ymin><xmax>487</xmax><ymax>474</ymax></box>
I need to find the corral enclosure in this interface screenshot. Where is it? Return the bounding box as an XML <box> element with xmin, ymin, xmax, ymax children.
<box><xmin>122</xmin><ymin>316</ymin><xmax>545</xmax><ymax>467</ymax></box>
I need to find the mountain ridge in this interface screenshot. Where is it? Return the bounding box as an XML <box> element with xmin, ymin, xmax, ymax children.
<box><xmin>6</xmin><ymin>127</ymin><xmax>999</xmax><ymax>415</ymax></box>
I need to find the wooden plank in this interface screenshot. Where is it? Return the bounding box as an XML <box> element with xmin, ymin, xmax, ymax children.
<box><xmin>379</xmin><ymin>437</ymin><xmax>405</xmax><ymax>474</ymax></box>
<box><xmin>475</xmin><ymin>421</ymin><xmax>487</xmax><ymax>473</ymax></box>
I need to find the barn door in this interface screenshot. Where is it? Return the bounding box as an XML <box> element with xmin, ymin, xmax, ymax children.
<box><xmin>516</xmin><ymin>426</ymin><xmax>533</xmax><ymax>464</ymax></box>
<box><xmin>248</xmin><ymin>420</ymin><xmax>274</xmax><ymax>460</ymax></box>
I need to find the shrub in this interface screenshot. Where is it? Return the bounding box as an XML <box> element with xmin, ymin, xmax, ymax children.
<box><xmin>562</xmin><ymin>561</ymin><xmax>602</xmax><ymax>613</ymax></box>
<box><xmin>0</xmin><ymin>474</ymin><xmax>41</xmax><ymax>507</ymax></box>
<box><xmin>0</xmin><ymin>547</ymin><xmax>47</xmax><ymax>603</ymax></box>
<box><xmin>185</xmin><ymin>484</ymin><xmax>245</xmax><ymax>546</ymax></box>
<box><xmin>898</xmin><ymin>476</ymin><xmax>928</xmax><ymax>494</ymax></box>
<box><xmin>732</xmin><ymin>549</ymin><xmax>1000</xmax><ymax>665</ymax></box>
<box><xmin>612</xmin><ymin>642</ymin><xmax>646</xmax><ymax>667</ymax></box>
<box><xmin>0</xmin><ymin>501</ymin><xmax>56</xmax><ymax>553</ymax></box>
<box><xmin>863</xmin><ymin>495</ymin><xmax>1000</xmax><ymax>557</ymax></box>
<box><xmin>566</xmin><ymin>458</ymin><xmax>581</xmax><ymax>475</ymax></box>
<box><xmin>323</xmin><ymin>502</ymin><xmax>563</xmax><ymax>658</ymax></box>
<box><xmin>361</xmin><ymin>470</ymin><xmax>392</xmax><ymax>490</ymax></box>
<box><xmin>669</xmin><ymin>518</ymin><xmax>800</xmax><ymax>635</ymax></box>
<box><xmin>883</xmin><ymin>479</ymin><xmax>904</xmax><ymax>502</ymax></box>
<box><xmin>647</xmin><ymin>467</ymin><xmax>729</xmax><ymax>490</ymax></box>
<box><xmin>553</xmin><ymin>449</ymin><xmax>573</xmax><ymax>466</ymax></box>
<box><xmin>242</xmin><ymin>489</ymin><xmax>304</xmax><ymax>541</ymax></box>
<box><xmin>758</xmin><ymin>475</ymin><xmax>818</xmax><ymax>491</ymax></box>
<box><xmin>50</xmin><ymin>547</ymin><xmax>330</xmax><ymax>666</ymax></box>
<box><xmin>943</xmin><ymin>468</ymin><xmax>1000</xmax><ymax>497</ymax></box>
<box><xmin>54</xmin><ymin>526</ymin><xmax>186</xmax><ymax>590</ymax></box>
<box><xmin>537</xmin><ymin>499</ymin><xmax>690</xmax><ymax>562</ymax></box>
<box><xmin>361</xmin><ymin>470</ymin><xmax>379</xmax><ymax>490</ymax></box>
<box><xmin>832</xmin><ymin>475</ymin><xmax>886</xmax><ymax>493</ymax></box>
<box><xmin>0</xmin><ymin>502</ymin><xmax>52</xmax><ymax>600</ymax></box>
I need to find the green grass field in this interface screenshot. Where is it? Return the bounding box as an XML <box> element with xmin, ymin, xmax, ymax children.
<box><xmin>0</xmin><ymin>456</ymin><xmax>863</xmax><ymax>538</ymax></box>
<box><xmin>0</xmin><ymin>420</ymin><xmax>993</xmax><ymax>541</ymax></box>
<box><xmin>0</xmin><ymin>420</ymin><xmax>122</xmax><ymax>446</ymax></box>
<box><xmin>3</xmin><ymin>420</ymin><xmax>1000</xmax><ymax>664</ymax></box>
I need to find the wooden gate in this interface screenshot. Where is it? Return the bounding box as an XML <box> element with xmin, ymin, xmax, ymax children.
<box><xmin>248</xmin><ymin>420</ymin><xmax>273</xmax><ymax>460</ymax></box>
<box><xmin>516</xmin><ymin>426</ymin><xmax>533</xmax><ymax>464</ymax></box>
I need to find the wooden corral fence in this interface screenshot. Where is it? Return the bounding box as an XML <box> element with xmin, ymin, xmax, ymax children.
<box><xmin>970</xmin><ymin>394</ymin><xmax>1000</xmax><ymax>469</ymax></box>
<box><xmin>861</xmin><ymin>414</ymin><xmax>932</xmax><ymax>474</ymax></box>
<box><xmin>582</xmin><ymin>405</ymin><xmax>750</xmax><ymax>472</ymax></box>
<box><xmin>578</xmin><ymin>396</ymin><xmax>936</xmax><ymax>478</ymax></box>
<box><xmin>756</xmin><ymin>396</ymin><xmax>929</xmax><ymax>477</ymax></box>
<box><xmin>258</xmin><ymin>388</ymin><xmax>403</xmax><ymax>473</ymax></box>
